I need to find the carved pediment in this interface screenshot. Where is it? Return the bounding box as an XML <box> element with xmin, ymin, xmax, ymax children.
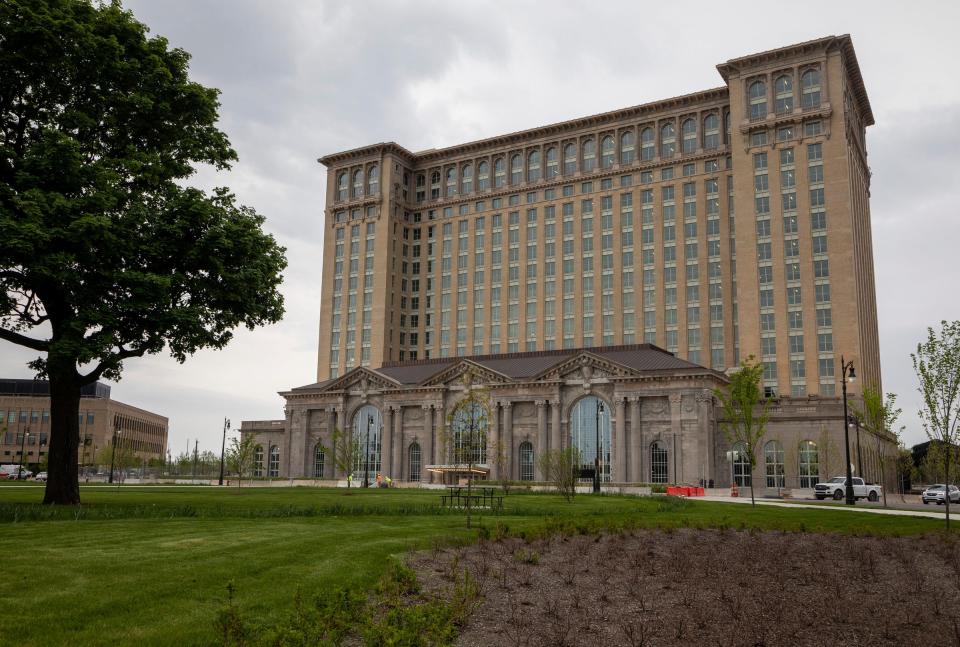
<box><xmin>536</xmin><ymin>352</ymin><xmax>633</xmax><ymax>382</ymax></box>
<box><xmin>320</xmin><ymin>367</ymin><xmax>400</xmax><ymax>394</ymax></box>
<box><xmin>420</xmin><ymin>360</ymin><xmax>510</xmax><ymax>387</ymax></box>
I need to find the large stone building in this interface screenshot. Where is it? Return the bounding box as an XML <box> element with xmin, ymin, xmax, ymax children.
<box><xmin>0</xmin><ymin>379</ymin><xmax>169</xmax><ymax>471</ymax></box>
<box><xmin>242</xmin><ymin>36</ymin><xmax>893</xmax><ymax>491</ymax></box>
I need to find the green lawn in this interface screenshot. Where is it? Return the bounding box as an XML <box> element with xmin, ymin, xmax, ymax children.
<box><xmin>0</xmin><ymin>485</ymin><xmax>953</xmax><ymax>646</ymax></box>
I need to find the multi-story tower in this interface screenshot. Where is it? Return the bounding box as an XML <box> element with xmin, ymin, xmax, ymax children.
<box><xmin>317</xmin><ymin>35</ymin><xmax>879</xmax><ymax>399</ymax></box>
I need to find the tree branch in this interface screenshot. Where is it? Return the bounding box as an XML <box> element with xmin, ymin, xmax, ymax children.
<box><xmin>0</xmin><ymin>326</ymin><xmax>50</xmax><ymax>351</ymax></box>
<box><xmin>81</xmin><ymin>346</ymin><xmax>146</xmax><ymax>384</ymax></box>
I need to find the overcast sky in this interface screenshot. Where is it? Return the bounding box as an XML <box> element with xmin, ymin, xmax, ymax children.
<box><xmin>3</xmin><ymin>0</ymin><xmax>960</xmax><ymax>455</ymax></box>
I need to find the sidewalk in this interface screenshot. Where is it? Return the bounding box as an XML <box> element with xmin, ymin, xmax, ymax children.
<box><xmin>700</xmin><ymin>495</ymin><xmax>947</xmax><ymax>520</ymax></box>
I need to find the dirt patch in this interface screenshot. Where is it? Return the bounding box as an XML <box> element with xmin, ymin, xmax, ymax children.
<box><xmin>409</xmin><ymin>528</ymin><xmax>960</xmax><ymax>646</ymax></box>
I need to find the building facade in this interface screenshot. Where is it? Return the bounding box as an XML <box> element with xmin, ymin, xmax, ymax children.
<box><xmin>242</xmin><ymin>36</ymin><xmax>893</xmax><ymax>492</ymax></box>
<box><xmin>0</xmin><ymin>379</ymin><xmax>169</xmax><ymax>471</ymax></box>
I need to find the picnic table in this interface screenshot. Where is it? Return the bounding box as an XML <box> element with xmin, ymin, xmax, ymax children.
<box><xmin>440</xmin><ymin>485</ymin><xmax>504</xmax><ymax>512</ymax></box>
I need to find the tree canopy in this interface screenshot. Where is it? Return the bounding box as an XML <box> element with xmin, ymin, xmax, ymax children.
<box><xmin>0</xmin><ymin>0</ymin><xmax>286</xmax><ymax>504</ymax></box>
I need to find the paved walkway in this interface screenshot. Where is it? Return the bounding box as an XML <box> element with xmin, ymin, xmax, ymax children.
<box><xmin>700</xmin><ymin>495</ymin><xmax>949</xmax><ymax>521</ymax></box>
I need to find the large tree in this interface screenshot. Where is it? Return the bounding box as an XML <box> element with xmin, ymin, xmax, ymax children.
<box><xmin>911</xmin><ymin>320</ymin><xmax>960</xmax><ymax>530</ymax></box>
<box><xmin>0</xmin><ymin>0</ymin><xmax>286</xmax><ymax>504</ymax></box>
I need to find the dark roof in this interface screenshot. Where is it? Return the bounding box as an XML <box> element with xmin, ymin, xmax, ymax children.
<box><xmin>0</xmin><ymin>379</ymin><xmax>110</xmax><ymax>398</ymax></box>
<box><xmin>291</xmin><ymin>379</ymin><xmax>334</xmax><ymax>392</ymax></box>
<box><xmin>375</xmin><ymin>362</ymin><xmax>456</xmax><ymax>385</ymax></box>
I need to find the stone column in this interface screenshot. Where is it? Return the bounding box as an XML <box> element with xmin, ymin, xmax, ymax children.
<box><xmin>535</xmin><ymin>400</ymin><xmax>547</xmax><ymax>480</ymax></box>
<box><xmin>697</xmin><ymin>391</ymin><xmax>713</xmax><ymax>486</ymax></box>
<box><xmin>615</xmin><ymin>397</ymin><xmax>626</xmax><ymax>484</ymax></box>
<box><xmin>329</xmin><ymin>407</ymin><xmax>341</xmax><ymax>478</ymax></box>
<box><xmin>629</xmin><ymin>397</ymin><xmax>642</xmax><ymax>483</ymax></box>
<box><xmin>550</xmin><ymin>398</ymin><xmax>561</xmax><ymax>453</ymax></box>
<box><xmin>393</xmin><ymin>406</ymin><xmax>403</xmax><ymax>481</ymax></box>
<box><xmin>382</xmin><ymin>407</ymin><xmax>393</xmax><ymax>478</ymax></box>
<box><xmin>489</xmin><ymin>401</ymin><xmax>500</xmax><ymax>481</ymax></box>
<box><xmin>669</xmin><ymin>393</ymin><xmax>683</xmax><ymax>484</ymax></box>
<box><xmin>502</xmin><ymin>402</ymin><xmax>513</xmax><ymax>480</ymax></box>
<box><xmin>434</xmin><ymin>404</ymin><xmax>445</xmax><ymax>466</ymax></box>
<box><xmin>422</xmin><ymin>405</ymin><xmax>433</xmax><ymax>483</ymax></box>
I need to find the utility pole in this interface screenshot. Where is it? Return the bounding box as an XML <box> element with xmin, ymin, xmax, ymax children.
<box><xmin>219</xmin><ymin>418</ymin><xmax>230</xmax><ymax>485</ymax></box>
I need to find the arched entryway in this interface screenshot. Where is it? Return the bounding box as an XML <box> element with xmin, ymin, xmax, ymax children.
<box><xmin>569</xmin><ymin>396</ymin><xmax>612</xmax><ymax>482</ymax></box>
<box><xmin>352</xmin><ymin>404</ymin><xmax>382</xmax><ymax>483</ymax></box>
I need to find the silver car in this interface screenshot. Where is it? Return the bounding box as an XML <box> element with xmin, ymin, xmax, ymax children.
<box><xmin>921</xmin><ymin>484</ymin><xmax>960</xmax><ymax>505</ymax></box>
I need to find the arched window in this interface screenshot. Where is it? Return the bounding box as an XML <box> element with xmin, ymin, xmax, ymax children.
<box><xmin>660</xmin><ymin>123</ymin><xmax>676</xmax><ymax>158</ymax></box>
<box><xmin>545</xmin><ymin>147</ymin><xmax>559</xmax><ymax>179</ymax></box>
<box><xmin>620</xmin><ymin>131</ymin><xmax>635</xmax><ymax>165</ymax></box>
<box><xmin>640</xmin><ymin>127</ymin><xmax>655</xmax><ymax>161</ymax></box>
<box><xmin>313</xmin><ymin>444</ymin><xmax>325</xmax><ymax>478</ymax></box>
<box><xmin>581</xmin><ymin>139</ymin><xmax>596</xmax><ymax>172</ymax></box>
<box><xmin>731</xmin><ymin>441</ymin><xmax>751</xmax><ymax>487</ymax></box>
<box><xmin>477</xmin><ymin>161</ymin><xmax>490</xmax><ymax>191</ymax></box>
<box><xmin>415</xmin><ymin>173</ymin><xmax>426</xmax><ymax>203</ymax></box>
<box><xmin>650</xmin><ymin>441</ymin><xmax>668</xmax><ymax>483</ymax></box>
<box><xmin>519</xmin><ymin>441</ymin><xmax>534</xmax><ymax>481</ymax></box>
<box><xmin>764</xmin><ymin>440</ymin><xmax>784</xmax><ymax>488</ymax></box>
<box><xmin>600</xmin><ymin>135</ymin><xmax>614</xmax><ymax>168</ymax></box>
<box><xmin>494</xmin><ymin>158</ymin><xmax>506</xmax><ymax>188</ymax></box>
<box><xmin>510</xmin><ymin>154</ymin><xmax>522</xmax><ymax>185</ymax></box>
<box><xmin>337</xmin><ymin>172</ymin><xmax>348</xmax><ymax>201</ymax></box>
<box><xmin>430</xmin><ymin>170</ymin><xmax>441</xmax><ymax>199</ymax></box>
<box><xmin>569</xmin><ymin>396</ymin><xmax>611</xmax><ymax>482</ymax></box>
<box><xmin>450</xmin><ymin>401</ymin><xmax>487</xmax><ymax>465</ymax></box>
<box><xmin>703</xmin><ymin>114</ymin><xmax>720</xmax><ymax>150</ymax></box>
<box><xmin>527</xmin><ymin>150</ymin><xmax>541</xmax><ymax>183</ymax></box>
<box><xmin>445</xmin><ymin>167</ymin><xmax>457</xmax><ymax>197</ymax></box>
<box><xmin>408</xmin><ymin>441</ymin><xmax>421</xmax><ymax>482</ymax></box>
<box><xmin>352</xmin><ymin>169</ymin><xmax>364</xmax><ymax>199</ymax></box>
<box><xmin>681</xmin><ymin>119</ymin><xmax>697</xmax><ymax>154</ymax></box>
<box><xmin>352</xmin><ymin>404</ymin><xmax>382</xmax><ymax>482</ymax></box>
<box><xmin>461</xmin><ymin>163</ymin><xmax>473</xmax><ymax>195</ymax></box>
<box><xmin>749</xmin><ymin>80</ymin><xmax>767</xmax><ymax>120</ymax></box>
<box><xmin>798</xmin><ymin>440</ymin><xmax>819</xmax><ymax>488</ymax></box>
<box><xmin>268</xmin><ymin>445</ymin><xmax>280</xmax><ymax>477</ymax></box>
<box><xmin>724</xmin><ymin>110</ymin><xmax>731</xmax><ymax>145</ymax></box>
<box><xmin>253</xmin><ymin>445</ymin><xmax>264</xmax><ymax>477</ymax></box>
<box><xmin>801</xmin><ymin>69</ymin><xmax>821</xmax><ymax>109</ymax></box>
<box><xmin>563</xmin><ymin>143</ymin><xmax>577</xmax><ymax>175</ymax></box>
<box><xmin>775</xmin><ymin>75</ymin><xmax>793</xmax><ymax>114</ymax></box>
<box><xmin>367</xmin><ymin>165</ymin><xmax>379</xmax><ymax>196</ymax></box>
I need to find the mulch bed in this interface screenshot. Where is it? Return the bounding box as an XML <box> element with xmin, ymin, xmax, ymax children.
<box><xmin>409</xmin><ymin>528</ymin><xmax>960</xmax><ymax>646</ymax></box>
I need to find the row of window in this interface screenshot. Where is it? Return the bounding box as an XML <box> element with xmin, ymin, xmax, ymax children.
<box><xmin>335</xmin><ymin>165</ymin><xmax>380</xmax><ymax>202</ymax></box>
<box><xmin>730</xmin><ymin>439</ymin><xmax>821</xmax><ymax>488</ymax></box>
<box><xmin>747</xmin><ymin>68</ymin><xmax>822</xmax><ymax>120</ymax></box>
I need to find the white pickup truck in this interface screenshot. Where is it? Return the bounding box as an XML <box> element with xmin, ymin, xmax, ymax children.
<box><xmin>813</xmin><ymin>476</ymin><xmax>882</xmax><ymax>502</ymax></box>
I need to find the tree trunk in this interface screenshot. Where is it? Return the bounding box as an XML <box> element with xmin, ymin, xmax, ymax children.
<box><xmin>945</xmin><ymin>447</ymin><xmax>951</xmax><ymax>531</ymax></box>
<box><xmin>43</xmin><ymin>361</ymin><xmax>82</xmax><ymax>505</ymax></box>
<box><xmin>749</xmin><ymin>461</ymin><xmax>755</xmax><ymax>507</ymax></box>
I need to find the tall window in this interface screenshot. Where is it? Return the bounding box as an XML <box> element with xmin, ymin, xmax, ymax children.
<box><xmin>416</xmin><ymin>173</ymin><xmax>426</xmax><ymax>202</ymax></box>
<box><xmin>451</xmin><ymin>401</ymin><xmax>487</xmax><ymax>464</ymax></box>
<box><xmin>367</xmin><ymin>165</ymin><xmax>379</xmax><ymax>196</ymax></box>
<box><xmin>798</xmin><ymin>440</ymin><xmax>819</xmax><ymax>487</ymax></box>
<box><xmin>446</xmin><ymin>167</ymin><xmax>457</xmax><ymax>197</ymax></box>
<box><xmin>527</xmin><ymin>150</ymin><xmax>541</xmax><ymax>182</ymax></box>
<box><xmin>313</xmin><ymin>445</ymin><xmax>325</xmax><ymax>478</ymax></box>
<box><xmin>775</xmin><ymin>75</ymin><xmax>793</xmax><ymax>114</ymax></box>
<box><xmin>268</xmin><ymin>445</ymin><xmax>280</xmax><ymax>477</ymax></box>
<box><xmin>545</xmin><ymin>147</ymin><xmax>559</xmax><ymax>179</ymax></box>
<box><xmin>749</xmin><ymin>80</ymin><xmax>767</xmax><ymax>120</ymax></box>
<box><xmin>764</xmin><ymin>440</ymin><xmax>784</xmax><ymax>488</ymax></box>
<box><xmin>620</xmin><ymin>131</ymin><xmax>635</xmax><ymax>164</ymax></box>
<box><xmin>461</xmin><ymin>164</ymin><xmax>473</xmax><ymax>194</ymax></box>
<box><xmin>640</xmin><ymin>127</ymin><xmax>655</xmax><ymax>161</ymax></box>
<box><xmin>650</xmin><ymin>440</ymin><xmax>668</xmax><ymax>483</ymax></box>
<box><xmin>477</xmin><ymin>161</ymin><xmax>490</xmax><ymax>190</ymax></box>
<box><xmin>352</xmin><ymin>169</ymin><xmax>364</xmax><ymax>199</ymax></box>
<box><xmin>494</xmin><ymin>158</ymin><xmax>506</xmax><ymax>188</ymax></box>
<box><xmin>431</xmin><ymin>171</ymin><xmax>441</xmax><ymax>199</ymax></box>
<box><xmin>731</xmin><ymin>441</ymin><xmax>751</xmax><ymax>487</ymax></box>
<box><xmin>582</xmin><ymin>139</ymin><xmax>596</xmax><ymax>172</ymax></box>
<box><xmin>337</xmin><ymin>172</ymin><xmax>349</xmax><ymax>202</ymax></box>
<box><xmin>519</xmin><ymin>441</ymin><xmax>534</xmax><ymax>481</ymax></box>
<box><xmin>703</xmin><ymin>114</ymin><xmax>720</xmax><ymax>150</ymax></box>
<box><xmin>801</xmin><ymin>69</ymin><xmax>821</xmax><ymax>108</ymax></box>
<box><xmin>563</xmin><ymin>143</ymin><xmax>577</xmax><ymax>175</ymax></box>
<box><xmin>408</xmin><ymin>442</ymin><xmax>421</xmax><ymax>482</ymax></box>
<box><xmin>353</xmin><ymin>405</ymin><xmax>382</xmax><ymax>481</ymax></box>
<box><xmin>254</xmin><ymin>445</ymin><xmax>264</xmax><ymax>477</ymax></box>
<box><xmin>681</xmin><ymin>119</ymin><xmax>697</xmax><ymax>154</ymax></box>
<box><xmin>600</xmin><ymin>136</ymin><xmax>614</xmax><ymax>169</ymax></box>
<box><xmin>660</xmin><ymin>123</ymin><xmax>676</xmax><ymax>158</ymax></box>
<box><xmin>569</xmin><ymin>396</ymin><xmax>611</xmax><ymax>482</ymax></box>
<box><xmin>510</xmin><ymin>154</ymin><xmax>522</xmax><ymax>184</ymax></box>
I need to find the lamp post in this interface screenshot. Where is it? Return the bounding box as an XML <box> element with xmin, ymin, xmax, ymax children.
<box><xmin>218</xmin><ymin>417</ymin><xmax>231</xmax><ymax>486</ymax></box>
<box><xmin>364</xmin><ymin>414</ymin><xmax>372</xmax><ymax>488</ymax></box>
<box><xmin>17</xmin><ymin>427</ymin><xmax>30</xmax><ymax>479</ymax></box>
<box><xmin>840</xmin><ymin>355</ymin><xmax>856</xmax><ymax>505</ymax></box>
<box><xmin>594</xmin><ymin>401</ymin><xmax>604</xmax><ymax>493</ymax></box>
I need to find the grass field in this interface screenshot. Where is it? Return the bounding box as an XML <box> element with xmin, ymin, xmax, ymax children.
<box><xmin>0</xmin><ymin>484</ymin><xmax>954</xmax><ymax>646</ymax></box>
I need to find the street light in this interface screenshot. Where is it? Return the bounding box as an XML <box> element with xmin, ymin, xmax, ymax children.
<box><xmin>17</xmin><ymin>427</ymin><xmax>30</xmax><ymax>479</ymax></box>
<box><xmin>218</xmin><ymin>417</ymin><xmax>231</xmax><ymax>486</ymax></box>
<box><xmin>594</xmin><ymin>401</ymin><xmax>605</xmax><ymax>493</ymax></box>
<box><xmin>840</xmin><ymin>355</ymin><xmax>856</xmax><ymax>505</ymax></box>
<box><xmin>364</xmin><ymin>414</ymin><xmax>372</xmax><ymax>488</ymax></box>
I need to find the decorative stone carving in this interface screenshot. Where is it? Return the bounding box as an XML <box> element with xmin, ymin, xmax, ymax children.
<box><xmin>669</xmin><ymin>393</ymin><xmax>683</xmax><ymax>405</ymax></box>
<box><xmin>682</xmin><ymin>395</ymin><xmax>695</xmax><ymax>413</ymax></box>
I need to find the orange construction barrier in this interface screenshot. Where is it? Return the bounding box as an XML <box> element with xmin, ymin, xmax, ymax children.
<box><xmin>731</xmin><ymin>482</ymin><xmax>739</xmax><ymax>497</ymax></box>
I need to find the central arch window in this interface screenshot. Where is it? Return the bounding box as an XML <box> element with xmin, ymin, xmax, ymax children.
<box><xmin>545</xmin><ymin>146</ymin><xmax>559</xmax><ymax>179</ymax></box>
<box><xmin>253</xmin><ymin>445</ymin><xmax>264</xmax><ymax>477</ymax></box>
<box><xmin>620</xmin><ymin>131</ymin><xmax>635</xmax><ymax>165</ymax></box>
<box><xmin>519</xmin><ymin>441</ymin><xmax>534</xmax><ymax>481</ymax></box>
<box><xmin>775</xmin><ymin>75</ymin><xmax>793</xmax><ymax>114</ymax></box>
<box><xmin>569</xmin><ymin>396</ymin><xmax>611</xmax><ymax>482</ymax></box>
<box><xmin>450</xmin><ymin>401</ymin><xmax>487</xmax><ymax>465</ymax></box>
<box><xmin>494</xmin><ymin>158</ymin><xmax>506</xmax><ymax>188</ymax></box>
<box><xmin>313</xmin><ymin>445</ymin><xmax>325</xmax><ymax>478</ymax></box>
<box><xmin>650</xmin><ymin>440</ymin><xmax>668</xmax><ymax>483</ymax></box>
<box><xmin>640</xmin><ymin>127</ymin><xmax>655</xmax><ymax>161</ymax></box>
<box><xmin>477</xmin><ymin>161</ymin><xmax>490</xmax><ymax>191</ymax></box>
<box><xmin>408</xmin><ymin>441</ymin><xmax>421</xmax><ymax>482</ymax></box>
<box><xmin>749</xmin><ymin>80</ymin><xmax>767</xmax><ymax>120</ymax></box>
<box><xmin>798</xmin><ymin>440</ymin><xmax>819</xmax><ymax>487</ymax></box>
<box><xmin>337</xmin><ymin>172</ymin><xmax>348</xmax><ymax>202</ymax></box>
<box><xmin>703</xmin><ymin>114</ymin><xmax>720</xmax><ymax>150</ymax></box>
<box><xmin>801</xmin><ymin>69</ymin><xmax>821</xmax><ymax>109</ymax></box>
<box><xmin>268</xmin><ymin>445</ymin><xmax>280</xmax><ymax>477</ymax></box>
<box><xmin>352</xmin><ymin>169</ymin><xmax>364</xmax><ymax>199</ymax></box>
<box><xmin>461</xmin><ymin>163</ymin><xmax>473</xmax><ymax>195</ymax></box>
<box><xmin>600</xmin><ymin>136</ymin><xmax>614</xmax><ymax>169</ymax></box>
<box><xmin>660</xmin><ymin>123</ymin><xmax>676</xmax><ymax>158</ymax></box>
<box><xmin>681</xmin><ymin>119</ymin><xmax>697</xmax><ymax>154</ymax></box>
<box><xmin>731</xmin><ymin>441</ymin><xmax>751</xmax><ymax>487</ymax></box>
<box><xmin>764</xmin><ymin>440</ymin><xmax>784</xmax><ymax>488</ymax></box>
<box><xmin>581</xmin><ymin>139</ymin><xmax>596</xmax><ymax>172</ymax></box>
<box><xmin>445</xmin><ymin>167</ymin><xmax>457</xmax><ymax>197</ymax></box>
<box><xmin>353</xmin><ymin>404</ymin><xmax>382</xmax><ymax>481</ymax></box>
<box><xmin>510</xmin><ymin>154</ymin><xmax>522</xmax><ymax>185</ymax></box>
<box><xmin>527</xmin><ymin>150</ymin><xmax>541</xmax><ymax>183</ymax></box>
<box><xmin>367</xmin><ymin>165</ymin><xmax>379</xmax><ymax>196</ymax></box>
<box><xmin>563</xmin><ymin>143</ymin><xmax>577</xmax><ymax>175</ymax></box>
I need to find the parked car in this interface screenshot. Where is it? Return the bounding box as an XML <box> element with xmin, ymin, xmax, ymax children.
<box><xmin>813</xmin><ymin>476</ymin><xmax>882</xmax><ymax>502</ymax></box>
<box><xmin>921</xmin><ymin>484</ymin><xmax>960</xmax><ymax>505</ymax></box>
<box><xmin>34</xmin><ymin>471</ymin><xmax>48</xmax><ymax>482</ymax></box>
